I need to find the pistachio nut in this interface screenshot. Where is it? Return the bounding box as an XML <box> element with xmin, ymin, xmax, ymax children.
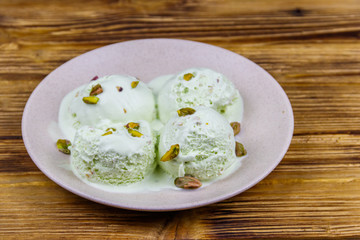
<box><xmin>183</xmin><ymin>73</ymin><xmax>194</xmax><ymax>81</ymax></box>
<box><xmin>102</xmin><ymin>131</ymin><xmax>113</xmax><ymax>136</ymax></box>
<box><xmin>235</xmin><ymin>142</ymin><xmax>247</xmax><ymax>157</ymax></box>
<box><xmin>160</xmin><ymin>144</ymin><xmax>180</xmax><ymax>162</ymax></box>
<box><xmin>82</xmin><ymin>96</ymin><xmax>99</xmax><ymax>104</ymax></box>
<box><xmin>56</xmin><ymin>139</ymin><xmax>71</xmax><ymax>154</ymax></box>
<box><xmin>131</xmin><ymin>81</ymin><xmax>139</xmax><ymax>88</ymax></box>
<box><xmin>90</xmin><ymin>84</ymin><xmax>103</xmax><ymax>96</ymax></box>
<box><xmin>125</xmin><ymin>122</ymin><xmax>140</xmax><ymax>130</ymax></box>
<box><xmin>177</xmin><ymin>107</ymin><xmax>196</xmax><ymax>117</ymax></box>
<box><xmin>174</xmin><ymin>176</ymin><xmax>202</xmax><ymax>189</ymax></box>
<box><xmin>128</xmin><ymin>128</ymin><xmax>143</xmax><ymax>137</ymax></box>
<box><xmin>230</xmin><ymin>122</ymin><xmax>241</xmax><ymax>136</ymax></box>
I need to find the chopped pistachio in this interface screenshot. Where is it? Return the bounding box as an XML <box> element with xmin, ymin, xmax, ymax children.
<box><xmin>102</xmin><ymin>131</ymin><xmax>113</xmax><ymax>136</ymax></box>
<box><xmin>177</xmin><ymin>107</ymin><xmax>196</xmax><ymax>117</ymax></box>
<box><xmin>125</xmin><ymin>122</ymin><xmax>140</xmax><ymax>130</ymax></box>
<box><xmin>90</xmin><ymin>84</ymin><xmax>103</xmax><ymax>96</ymax></box>
<box><xmin>56</xmin><ymin>139</ymin><xmax>71</xmax><ymax>154</ymax></box>
<box><xmin>102</xmin><ymin>127</ymin><xmax>116</xmax><ymax>136</ymax></box>
<box><xmin>82</xmin><ymin>96</ymin><xmax>99</xmax><ymax>104</ymax></box>
<box><xmin>235</xmin><ymin>142</ymin><xmax>247</xmax><ymax>157</ymax></box>
<box><xmin>131</xmin><ymin>81</ymin><xmax>139</xmax><ymax>88</ymax></box>
<box><xmin>230</xmin><ymin>122</ymin><xmax>241</xmax><ymax>136</ymax></box>
<box><xmin>91</xmin><ymin>75</ymin><xmax>99</xmax><ymax>81</ymax></box>
<box><xmin>116</xmin><ymin>86</ymin><xmax>123</xmax><ymax>92</ymax></box>
<box><xmin>160</xmin><ymin>144</ymin><xmax>180</xmax><ymax>162</ymax></box>
<box><xmin>174</xmin><ymin>176</ymin><xmax>202</xmax><ymax>189</ymax></box>
<box><xmin>183</xmin><ymin>73</ymin><xmax>194</xmax><ymax>81</ymax></box>
<box><xmin>128</xmin><ymin>128</ymin><xmax>143</xmax><ymax>137</ymax></box>
<box><xmin>123</xmin><ymin>108</ymin><xmax>127</xmax><ymax>113</ymax></box>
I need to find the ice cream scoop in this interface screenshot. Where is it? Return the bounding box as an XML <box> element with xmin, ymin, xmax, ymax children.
<box><xmin>59</xmin><ymin>75</ymin><xmax>155</xmax><ymax>140</ymax></box>
<box><xmin>157</xmin><ymin>68</ymin><xmax>243</xmax><ymax>123</ymax></box>
<box><xmin>71</xmin><ymin>120</ymin><xmax>156</xmax><ymax>185</ymax></box>
<box><xmin>158</xmin><ymin>106</ymin><xmax>238</xmax><ymax>180</ymax></box>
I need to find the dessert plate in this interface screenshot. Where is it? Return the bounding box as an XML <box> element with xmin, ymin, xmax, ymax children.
<box><xmin>22</xmin><ymin>39</ymin><xmax>294</xmax><ymax>211</ymax></box>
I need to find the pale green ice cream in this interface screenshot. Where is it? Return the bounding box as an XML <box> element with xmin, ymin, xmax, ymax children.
<box><xmin>71</xmin><ymin>120</ymin><xmax>156</xmax><ymax>185</ymax></box>
<box><xmin>157</xmin><ymin>68</ymin><xmax>243</xmax><ymax>123</ymax></box>
<box><xmin>59</xmin><ymin>75</ymin><xmax>155</xmax><ymax>140</ymax></box>
<box><xmin>158</xmin><ymin>106</ymin><xmax>237</xmax><ymax>180</ymax></box>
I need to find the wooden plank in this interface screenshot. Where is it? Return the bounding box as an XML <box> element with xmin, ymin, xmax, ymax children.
<box><xmin>1</xmin><ymin>165</ymin><xmax>360</xmax><ymax>239</ymax></box>
<box><xmin>0</xmin><ymin>1</ymin><xmax>358</xmax><ymax>48</ymax></box>
<box><xmin>0</xmin><ymin>139</ymin><xmax>38</xmax><ymax>172</ymax></box>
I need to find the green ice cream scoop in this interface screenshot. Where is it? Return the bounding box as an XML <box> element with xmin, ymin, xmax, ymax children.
<box><xmin>71</xmin><ymin>120</ymin><xmax>156</xmax><ymax>185</ymax></box>
<box><xmin>158</xmin><ymin>106</ymin><xmax>237</xmax><ymax>180</ymax></box>
<box><xmin>157</xmin><ymin>68</ymin><xmax>243</xmax><ymax>123</ymax></box>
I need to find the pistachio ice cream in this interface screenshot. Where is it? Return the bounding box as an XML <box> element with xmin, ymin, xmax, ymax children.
<box><xmin>57</xmin><ymin>68</ymin><xmax>246</xmax><ymax>190</ymax></box>
<box><xmin>158</xmin><ymin>106</ymin><xmax>238</xmax><ymax>180</ymax></box>
<box><xmin>59</xmin><ymin>75</ymin><xmax>155</xmax><ymax>140</ymax></box>
<box><xmin>71</xmin><ymin>120</ymin><xmax>156</xmax><ymax>185</ymax></box>
<box><xmin>157</xmin><ymin>68</ymin><xmax>243</xmax><ymax>123</ymax></box>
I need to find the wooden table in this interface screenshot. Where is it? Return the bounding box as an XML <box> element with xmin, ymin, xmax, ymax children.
<box><xmin>1</xmin><ymin>0</ymin><xmax>360</xmax><ymax>239</ymax></box>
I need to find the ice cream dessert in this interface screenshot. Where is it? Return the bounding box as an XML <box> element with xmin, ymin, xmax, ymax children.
<box><xmin>158</xmin><ymin>106</ymin><xmax>240</xmax><ymax>181</ymax></box>
<box><xmin>56</xmin><ymin>69</ymin><xmax>246</xmax><ymax>190</ymax></box>
<box><xmin>157</xmin><ymin>68</ymin><xmax>243</xmax><ymax>123</ymax></box>
<box><xmin>70</xmin><ymin>120</ymin><xmax>156</xmax><ymax>185</ymax></box>
<box><xmin>59</xmin><ymin>75</ymin><xmax>155</xmax><ymax>140</ymax></box>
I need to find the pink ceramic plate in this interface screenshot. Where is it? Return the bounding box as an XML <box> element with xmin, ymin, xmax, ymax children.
<box><xmin>22</xmin><ymin>39</ymin><xmax>293</xmax><ymax>211</ymax></box>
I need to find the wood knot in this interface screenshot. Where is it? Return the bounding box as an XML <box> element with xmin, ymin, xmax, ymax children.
<box><xmin>291</xmin><ymin>8</ymin><xmax>305</xmax><ymax>16</ymax></box>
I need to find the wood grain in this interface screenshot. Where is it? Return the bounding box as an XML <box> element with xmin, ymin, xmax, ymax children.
<box><xmin>1</xmin><ymin>0</ymin><xmax>360</xmax><ymax>239</ymax></box>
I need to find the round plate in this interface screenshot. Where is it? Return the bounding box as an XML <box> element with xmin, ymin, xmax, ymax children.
<box><xmin>22</xmin><ymin>39</ymin><xmax>294</xmax><ymax>211</ymax></box>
